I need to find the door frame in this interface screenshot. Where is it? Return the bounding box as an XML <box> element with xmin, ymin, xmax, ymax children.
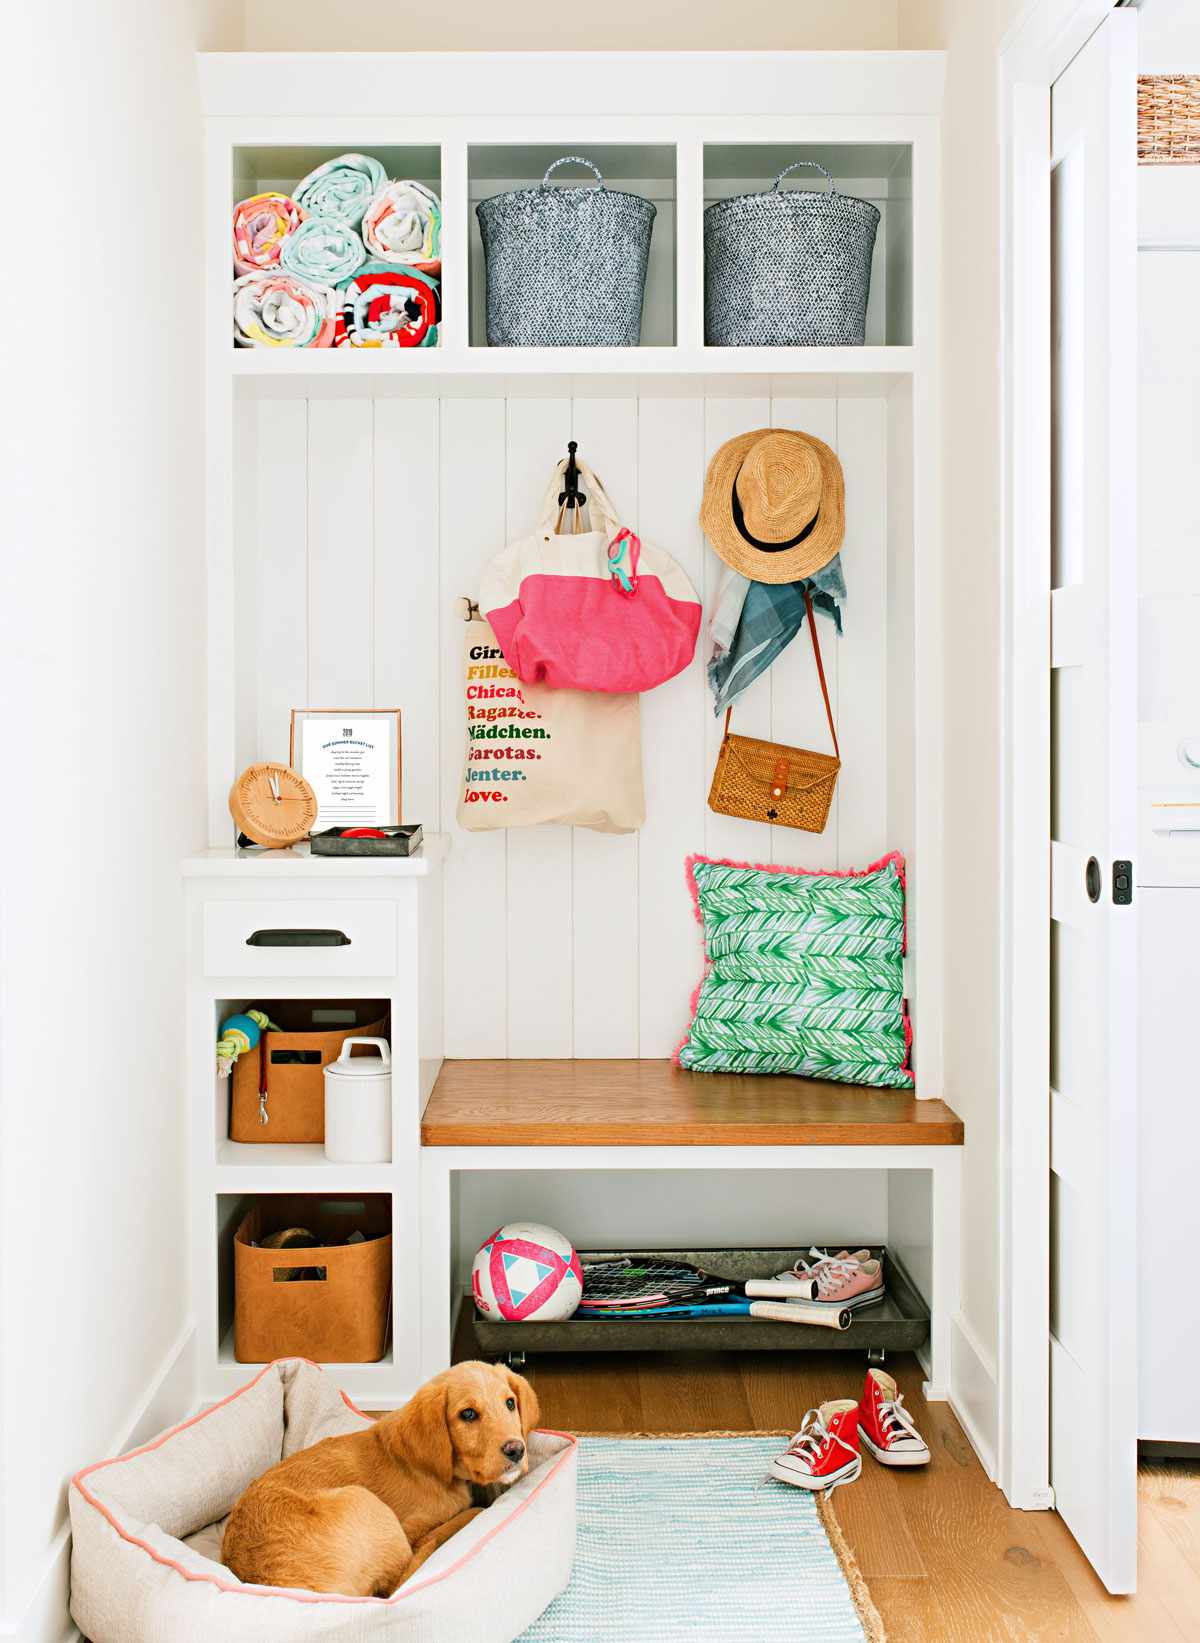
<box><xmin>997</xmin><ymin>0</ymin><xmax>1118</xmax><ymax>1511</ymax></box>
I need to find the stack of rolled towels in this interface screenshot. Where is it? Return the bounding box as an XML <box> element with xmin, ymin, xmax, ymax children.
<box><xmin>232</xmin><ymin>152</ymin><xmax>441</xmax><ymax>349</ymax></box>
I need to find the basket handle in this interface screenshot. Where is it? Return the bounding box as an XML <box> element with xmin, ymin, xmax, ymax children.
<box><xmin>542</xmin><ymin>155</ymin><xmax>605</xmax><ymax>190</ymax></box>
<box><xmin>771</xmin><ymin>160</ymin><xmax>836</xmax><ymax>195</ymax></box>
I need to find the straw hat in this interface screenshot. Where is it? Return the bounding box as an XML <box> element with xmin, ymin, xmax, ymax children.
<box><xmin>700</xmin><ymin>428</ymin><xmax>844</xmax><ymax>583</ymax></box>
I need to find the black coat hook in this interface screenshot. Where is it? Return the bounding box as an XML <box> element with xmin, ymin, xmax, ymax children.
<box><xmin>558</xmin><ymin>439</ymin><xmax>587</xmax><ymax>510</ymax></box>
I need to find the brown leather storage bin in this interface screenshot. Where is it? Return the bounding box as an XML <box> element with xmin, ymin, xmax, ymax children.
<box><xmin>234</xmin><ymin>1195</ymin><xmax>392</xmax><ymax>1364</ymax></box>
<box><xmin>229</xmin><ymin>1001</ymin><xmax>389</xmax><ymax>1143</ymax></box>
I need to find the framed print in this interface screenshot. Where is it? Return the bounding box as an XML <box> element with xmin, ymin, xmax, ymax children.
<box><xmin>290</xmin><ymin>709</ymin><xmax>402</xmax><ymax>830</ymax></box>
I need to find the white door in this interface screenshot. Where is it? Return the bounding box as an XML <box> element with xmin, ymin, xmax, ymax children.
<box><xmin>1048</xmin><ymin>9</ymin><xmax>1138</xmax><ymax>1596</ymax></box>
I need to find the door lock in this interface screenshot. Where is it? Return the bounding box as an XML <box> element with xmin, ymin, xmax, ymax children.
<box><xmin>1112</xmin><ymin>860</ymin><xmax>1133</xmax><ymax>905</ymax></box>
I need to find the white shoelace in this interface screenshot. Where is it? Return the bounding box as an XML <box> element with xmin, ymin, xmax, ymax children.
<box><xmin>813</xmin><ymin>1259</ymin><xmax>862</xmax><ymax>1297</ymax></box>
<box><xmin>785</xmin><ymin>1247</ymin><xmax>853</xmax><ymax>1283</ymax></box>
<box><xmin>784</xmin><ymin>1408</ymin><xmax>858</xmax><ymax>1473</ymax></box>
<box><xmin>878</xmin><ymin>1390</ymin><xmax>921</xmax><ymax>1446</ymax></box>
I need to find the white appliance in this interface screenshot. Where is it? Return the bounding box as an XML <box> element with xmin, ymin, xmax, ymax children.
<box><xmin>1137</xmin><ymin>880</ymin><xmax>1200</xmax><ymax>1448</ymax></box>
<box><xmin>1137</xmin><ymin>165</ymin><xmax>1200</xmax><ymax>1449</ymax></box>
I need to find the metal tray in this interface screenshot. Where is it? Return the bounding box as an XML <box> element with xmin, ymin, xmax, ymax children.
<box><xmin>309</xmin><ymin>825</ymin><xmax>423</xmax><ymax>857</ymax></box>
<box><xmin>471</xmin><ymin>1246</ymin><xmax>929</xmax><ymax>1362</ymax></box>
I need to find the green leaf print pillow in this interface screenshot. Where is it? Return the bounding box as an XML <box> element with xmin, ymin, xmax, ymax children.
<box><xmin>675</xmin><ymin>852</ymin><xmax>913</xmax><ymax>1088</ymax></box>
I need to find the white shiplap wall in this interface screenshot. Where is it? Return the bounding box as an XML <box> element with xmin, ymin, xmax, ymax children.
<box><xmin>240</xmin><ymin>388</ymin><xmax>902</xmax><ymax>1058</ymax></box>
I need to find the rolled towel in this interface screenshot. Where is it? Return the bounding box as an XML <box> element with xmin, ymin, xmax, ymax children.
<box><xmin>294</xmin><ymin>152</ymin><xmax>386</xmax><ymax>228</ymax></box>
<box><xmin>362</xmin><ymin>180</ymin><xmax>442</xmax><ymax>269</ymax></box>
<box><xmin>335</xmin><ymin>262</ymin><xmax>440</xmax><ymax>348</ymax></box>
<box><xmin>233</xmin><ymin>271</ymin><xmax>337</xmax><ymax>348</ymax></box>
<box><xmin>279</xmin><ymin>215</ymin><xmax>366</xmax><ymax>286</ymax></box>
<box><xmin>233</xmin><ymin>192</ymin><xmax>305</xmax><ymax>275</ymax></box>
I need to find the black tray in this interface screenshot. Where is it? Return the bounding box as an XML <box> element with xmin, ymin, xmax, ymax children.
<box><xmin>471</xmin><ymin>1246</ymin><xmax>928</xmax><ymax>1360</ymax></box>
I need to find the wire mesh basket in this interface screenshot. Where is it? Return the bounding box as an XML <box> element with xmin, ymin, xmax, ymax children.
<box><xmin>704</xmin><ymin>161</ymin><xmax>881</xmax><ymax>347</ymax></box>
<box><xmin>1138</xmin><ymin>75</ymin><xmax>1200</xmax><ymax>166</ymax></box>
<box><xmin>476</xmin><ymin>156</ymin><xmax>656</xmax><ymax>347</ymax></box>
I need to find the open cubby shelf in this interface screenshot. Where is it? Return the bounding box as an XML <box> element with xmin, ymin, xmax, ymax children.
<box><xmin>421</xmin><ymin>1060</ymin><xmax>963</xmax><ymax>1149</ymax></box>
<box><xmin>226</xmin><ymin>134</ymin><xmax>918</xmax><ymax>369</ymax></box>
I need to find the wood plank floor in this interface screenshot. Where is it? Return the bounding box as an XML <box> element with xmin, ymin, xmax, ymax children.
<box><xmin>453</xmin><ymin>1317</ymin><xmax>1200</xmax><ymax>1641</ymax></box>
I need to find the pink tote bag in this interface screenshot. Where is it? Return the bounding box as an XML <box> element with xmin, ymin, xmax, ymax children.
<box><xmin>479</xmin><ymin>458</ymin><xmax>701</xmax><ymax>694</ymax></box>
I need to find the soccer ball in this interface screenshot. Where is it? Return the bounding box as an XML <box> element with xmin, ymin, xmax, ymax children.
<box><xmin>472</xmin><ymin>1222</ymin><xmax>583</xmax><ymax>1323</ymax></box>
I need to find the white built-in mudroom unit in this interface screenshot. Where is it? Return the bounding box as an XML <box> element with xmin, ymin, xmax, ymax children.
<box><xmin>165</xmin><ymin>18</ymin><xmax>1149</xmax><ymax>1620</ymax></box>
<box><xmin>192</xmin><ymin>51</ymin><xmax>956</xmax><ymax>1402</ymax></box>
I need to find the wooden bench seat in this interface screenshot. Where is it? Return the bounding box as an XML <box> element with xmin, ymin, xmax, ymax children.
<box><xmin>421</xmin><ymin>1059</ymin><xmax>964</xmax><ymax>1148</ymax></box>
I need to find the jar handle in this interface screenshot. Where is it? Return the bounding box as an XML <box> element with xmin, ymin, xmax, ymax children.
<box><xmin>771</xmin><ymin>160</ymin><xmax>836</xmax><ymax>195</ymax></box>
<box><xmin>542</xmin><ymin>155</ymin><xmax>605</xmax><ymax>190</ymax></box>
<box><xmin>336</xmin><ymin>1036</ymin><xmax>391</xmax><ymax>1065</ymax></box>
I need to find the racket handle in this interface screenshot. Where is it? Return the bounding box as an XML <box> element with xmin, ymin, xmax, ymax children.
<box><xmin>749</xmin><ymin>1300</ymin><xmax>852</xmax><ymax>1331</ymax></box>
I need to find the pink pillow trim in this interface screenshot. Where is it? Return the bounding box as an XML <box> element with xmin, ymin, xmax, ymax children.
<box><xmin>70</xmin><ymin>1358</ymin><xmax>577</xmax><ymax>1609</ymax></box>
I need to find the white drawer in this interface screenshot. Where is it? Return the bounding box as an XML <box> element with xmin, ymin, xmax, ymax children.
<box><xmin>202</xmin><ymin>900</ymin><xmax>398</xmax><ymax>979</ymax></box>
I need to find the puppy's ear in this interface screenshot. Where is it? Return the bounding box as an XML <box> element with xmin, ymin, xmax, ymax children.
<box><xmin>504</xmin><ymin>1367</ymin><xmax>540</xmax><ymax>1437</ymax></box>
<box><xmin>383</xmin><ymin>1380</ymin><xmax>454</xmax><ymax>1485</ymax></box>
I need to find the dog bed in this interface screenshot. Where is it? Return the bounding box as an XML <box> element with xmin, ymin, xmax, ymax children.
<box><xmin>69</xmin><ymin>1359</ymin><xmax>578</xmax><ymax>1643</ymax></box>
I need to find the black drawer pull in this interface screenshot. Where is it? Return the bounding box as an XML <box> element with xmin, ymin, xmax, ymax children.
<box><xmin>245</xmin><ymin>928</ymin><xmax>351</xmax><ymax>948</ymax></box>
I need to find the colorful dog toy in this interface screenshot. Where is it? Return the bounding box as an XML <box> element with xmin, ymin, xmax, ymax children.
<box><xmin>216</xmin><ymin>1009</ymin><xmax>280</xmax><ymax>1078</ymax></box>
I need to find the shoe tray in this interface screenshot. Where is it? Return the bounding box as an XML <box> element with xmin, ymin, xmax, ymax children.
<box><xmin>470</xmin><ymin>1246</ymin><xmax>929</xmax><ymax>1357</ymax></box>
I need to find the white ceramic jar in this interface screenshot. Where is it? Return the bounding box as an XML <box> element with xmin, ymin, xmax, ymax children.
<box><xmin>323</xmin><ymin>1036</ymin><xmax>392</xmax><ymax>1163</ymax></box>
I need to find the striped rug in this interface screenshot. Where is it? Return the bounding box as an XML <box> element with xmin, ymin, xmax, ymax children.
<box><xmin>518</xmin><ymin>1433</ymin><xmax>884</xmax><ymax>1642</ymax></box>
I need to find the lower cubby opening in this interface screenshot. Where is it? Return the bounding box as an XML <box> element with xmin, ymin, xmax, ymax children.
<box><xmin>470</xmin><ymin>1245</ymin><xmax>928</xmax><ymax>1360</ymax></box>
<box><xmin>215</xmin><ymin>1191</ymin><xmax>395</xmax><ymax>1368</ymax></box>
<box><xmin>447</xmin><ymin>1168</ymin><xmax>933</xmax><ymax>1363</ymax></box>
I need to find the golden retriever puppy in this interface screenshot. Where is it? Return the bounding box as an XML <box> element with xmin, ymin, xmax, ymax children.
<box><xmin>222</xmin><ymin>1361</ymin><xmax>539</xmax><ymax>1596</ymax></box>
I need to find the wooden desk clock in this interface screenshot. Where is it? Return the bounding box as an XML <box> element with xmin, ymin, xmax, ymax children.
<box><xmin>228</xmin><ymin>762</ymin><xmax>318</xmax><ymax>849</ymax></box>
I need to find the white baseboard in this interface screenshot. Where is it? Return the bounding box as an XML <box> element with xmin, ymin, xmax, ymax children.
<box><xmin>0</xmin><ymin>1547</ymin><xmax>76</xmax><ymax>1643</ymax></box>
<box><xmin>0</xmin><ymin>1322</ymin><xmax>196</xmax><ymax>1643</ymax></box>
<box><xmin>948</xmin><ymin>1309</ymin><xmax>999</xmax><ymax>1481</ymax></box>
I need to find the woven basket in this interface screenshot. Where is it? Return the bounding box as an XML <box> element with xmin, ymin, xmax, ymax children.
<box><xmin>476</xmin><ymin>156</ymin><xmax>656</xmax><ymax>347</ymax></box>
<box><xmin>1138</xmin><ymin>75</ymin><xmax>1200</xmax><ymax>165</ymax></box>
<box><xmin>704</xmin><ymin>160</ymin><xmax>880</xmax><ymax>347</ymax></box>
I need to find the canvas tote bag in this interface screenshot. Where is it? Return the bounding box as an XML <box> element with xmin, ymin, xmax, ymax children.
<box><xmin>479</xmin><ymin>458</ymin><xmax>701</xmax><ymax>693</ymax></box>
<box><xmin>457</xmin><ymin>614</ymin><xmax>644</xmax><ymax>833</ymax></box>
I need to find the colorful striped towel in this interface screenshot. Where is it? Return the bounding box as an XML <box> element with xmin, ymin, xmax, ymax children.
<box><xmin>233</xmin><ymin>271</ymin><xmax>337</xmax><ymax>348</ymax></box>
<box><xmin>294</xmin><ymin>152</ymin><xmax>386</xmax><ymax>228</ymax></box>
<box><xmin>335</xmin><ymin>262</ymin><xmax>440</xmax><ymax>348</ymax></box>
<box><xmin>232</xmin><ymin>192</ymin><xmax>304</xmax><ymax>275</ymax></box>
<box><xmin>279</xmin><ymin>215</ymin><xmax>366</xmax><ymax>286</ymax></box>
<box><xmin>362</xmin><ymin>180</ymin><xmax>442</xmax><ymax>269</ymax></box>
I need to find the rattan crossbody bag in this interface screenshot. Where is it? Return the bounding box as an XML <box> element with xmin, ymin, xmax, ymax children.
<box><xmin>707</xmin><ymin>589</ymin><xmax>840</xmax><ymax>834</ymax></box>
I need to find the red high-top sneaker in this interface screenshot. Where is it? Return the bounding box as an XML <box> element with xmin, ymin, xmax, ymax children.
<box><xmin>857</xmin><ymin>1368</ymin><xmax>931</xmax><ymax>1467</ymax></box>
<box><xmin>769</xmin><ymin>1400</ymin><xmax>861</xmax><ymax>1492</ymax></box>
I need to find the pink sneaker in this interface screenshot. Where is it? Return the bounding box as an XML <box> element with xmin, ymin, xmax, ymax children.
<box><xmin>811</xmin><ymin>1255</ymin><xmax>885</xmax><ymax>1311</ymax></box>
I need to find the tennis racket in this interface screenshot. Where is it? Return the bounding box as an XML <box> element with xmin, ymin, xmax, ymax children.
<box><xmin>577</xmin><ymin>1256</ymin><xmax>745</xmax><ymax>1311</ymax></box>
<box><xmin>580</xmin><ymin>1296</ymin><xmax>753</xmax><ymax>1319</ymax></box>
<box><xmin>579</xmin><ymin>1295</ymin><xmax>852</xmax><ymax>1330</ymax></box>
<box><xmin>749</xmin><ymin>1300</ymin><xmax>852</xmax><ymax>1331</ymax></box>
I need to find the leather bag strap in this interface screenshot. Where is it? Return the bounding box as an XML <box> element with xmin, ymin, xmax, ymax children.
<box><xmin>805</xmin><ymin>588</ymin><xmax>839</xmax><ymax>758</ymax></box>
<box><xmin>723</xmin><ymin>588</ymin><xmax>839</xmax><ymax>758</ymax></box>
